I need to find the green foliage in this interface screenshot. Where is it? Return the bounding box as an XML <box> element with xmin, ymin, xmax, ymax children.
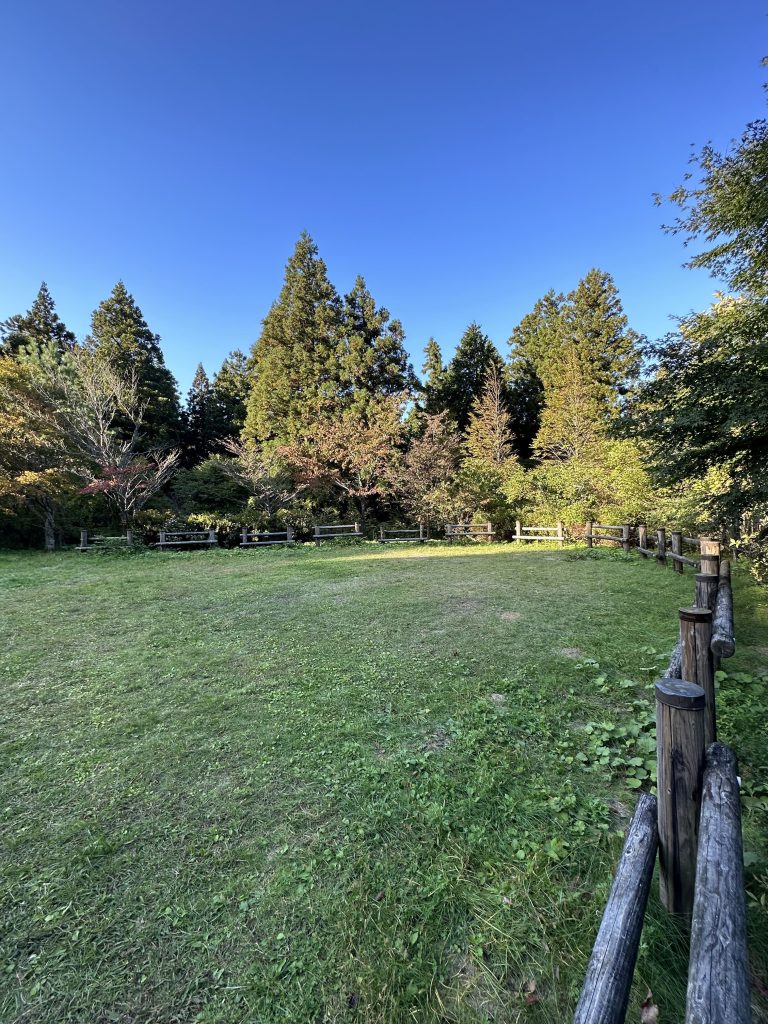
<box><xmin>86</xmin><ymin>281</ymin><xmax>183</xmax><ymax>449</ymax></box>
<box><xmin>441</xmin><ymin>323</ymin><xmax>507</xmax><ymax>430</ymax></box>
<box><xmin>171</xmin><ymin>457</ymin><xmax>248</xmax><ymax>516</ymax></box>
<box><xmin>0</xmin><ymin>282</ymin><xmax>76</xmax><ymax>356</ymax></box>
<box><xmin>208</xmin><ymin>349</ymin><xmax>250</xmax><ymax>442</ymax></box>
<box><xmin>244</xmin><ymin>233</ymin><xmax>344</xmax><ymax>445</ymax></box>
<box><xmin>419</xmin><ymin>337</ymin><xmax>448</xmax><ymax>415</ymax></box>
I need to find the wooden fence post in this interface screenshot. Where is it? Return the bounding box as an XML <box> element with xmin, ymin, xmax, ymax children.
<box><xmin>241</xmin><ymin>526</ymin><xmax>248</xmax><ymax>545</ymax></box>
<box><xmin>557</xmin><ymin>521</ymin><xmax>564</xmax><ymax>547</ymax></box>
<box><xmin>287</xmin><ymin>525</ymin><xmax>295</xmax><ymax>542</ymax></box>
<box><xmin>208</xmin><ymin>528</ymin><xmax>216</xmax><ymax>544</ymax></box>
<box><xmin>419</xmin><ymin>522</ymin><xmax>426</xmax><ymax>542</ymax></box>
<box><xmin>679</xmin><ymin>607</ymin><xmax>716</xmax><ymax>747</ymax></box>
<box><xmin>80</xmin><ymin>529</ymin><xmax>88</xmax><ymax>550</ymax></box>
<box><xmin>585</xmin><ymin>521</ymin><xmax>593</xmax><ymax>548</ymax></box>
<box><xmin>314</xmin><ymin>524</ymin><xmax>321</xmax><ymax>547</ymax></box>
<box><xmin>699</xmin><ymin>537</ymin><xmax>720</xmax><ymax>576</ymax></box>
<box><xmin>572</xmin><ymin>792</ymin><xmax>658</xmax><ymax>1024</ymax></box>
<box><xmin>712</xmin><ymin>560</ymin><xmax>735</xmax><ymax>660</ymax></box>
<box><xmin>126</xmin><ymin>528</ymin><xmax>134</xmax><ymax>546</ymax></box>
<box><xmin>656</xmin><ymin>528</ymin><xmax>667</xmax><ymax>566</ymax></box>
<box><xmin>159</xmin><ymin>530</ymin><xmax>166</xmax><ymax>547</ymax></box>
<box><xmin>515</xmin><ymin>520</ymin><xmax>522</xmax><ymax>542</ymax></box>
<box><xmin>638</xmin><ymin>524</ymin><xmax>647</xmax><ymax>557</ymax></box>
<box><xmin>621</xmin><ymin>524</ymin><xmax>631</xmax><ymax>554</ymax></box>
<box><xmin>656</xmin><ymin>678</ymin><xmax>706</xmax><ymax>916</ymax></box>
<box><xmin>354</xmin><ymin>522</ymin><xmax>360</xmax><ymax>537</ymax></box>
<box><xmin>695</xmin><ymin>572</ymin><xmax>719</xmax><ymax>612</ymax></box>
<box><xmin>685</xmin><ymin>743</ymin><xmax>750</xmax><ymax>1024</ymax></box>
<box><xmin>671</xmin><ymin>531</ymin><xmax>683</xmax><ymax>573</ymax></box>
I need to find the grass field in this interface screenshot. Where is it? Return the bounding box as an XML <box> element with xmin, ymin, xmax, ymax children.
<box><xmin>1</xmin><ymin>543</ymin><xmax>766</xmax><ymax>1023</ymax></box>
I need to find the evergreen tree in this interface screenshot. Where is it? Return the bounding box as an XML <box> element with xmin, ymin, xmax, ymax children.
<box><xmin>209</xmin><ymin>349</ymin><xmax>250</xmax><ymax>442</ymax></box>
<box><xmin>464</xmin><ymin>366</ymin><xmax>516</xmax><ymax>465</ymax></box>
<box><xmin>507</xmin><ymin>291</ymin><xmax>562</xmax><ymax>457</ymax></box>
<box><xmin>244</xmin><ymin>233</ymin><xmax>344</xmax><ymax>445</ymax></box>
<box><xmin>420</xmin><ymin>337</ymin><xmax>448</xmax><ymax>414</ymax></box>
<box><xmin>184</xmin><ymin>363</ymin><xmax>215</xmax><ymax>460</ymax></box>
<box><xmin>87</xmin><ymin>281</ymin><xmax>183</xmax><ymax>449</ymax></box>
<box><xmin>0</xmin><ymin>282</ymin><xmax>76</xmax><ymax>356</ymax></box>
<box><xmin>340</xmin><ymin>276</ymin><xmax>414</xmax><ymax>410</ymax></box>
<box><xmin>442</xmin><ymin>323</ymin><xmax>506</xmax><ymax>430</ymax></box>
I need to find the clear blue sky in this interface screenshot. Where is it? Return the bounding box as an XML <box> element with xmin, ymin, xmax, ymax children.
<box><xmin>1</xmin><ymin>1</ymin><xmax>765</xmax><ymax>396</ymax></box>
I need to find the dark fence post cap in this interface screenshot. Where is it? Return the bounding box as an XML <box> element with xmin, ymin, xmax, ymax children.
<box><xmin>679</xmin><ymin>606</ymin><xmax>713</xmax><ymax>622</ymax></box>
<box><xmin>655</xmin><ymin>678</ymin><xmax>706</xmax><ymax>709</ymax></box>
<box><xmin>695</xmin><ymin>572</ymin><xmax>718</xmax><ymax>583</ymax></box>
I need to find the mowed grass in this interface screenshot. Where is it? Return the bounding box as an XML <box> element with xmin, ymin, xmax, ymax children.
<box><xmin>1</xmin><ymin>543</ymin><xmax>766</xmax><ymax>1023</ymax></box>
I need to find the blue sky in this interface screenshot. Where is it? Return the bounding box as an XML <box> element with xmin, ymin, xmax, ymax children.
<box><xmin>1</xmin><ymin>1</ymin><xmax>766</xmax><ymax>396</ymax></box>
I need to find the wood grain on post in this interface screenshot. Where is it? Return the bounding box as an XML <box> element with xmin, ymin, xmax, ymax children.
<box><xmin>638</xmin><ymin>524</ymin><xmax>647</xmax><ymax>556</ymax></box>
<box><xmin>695</xmin><ymin>573</ymin><xmax>719</xmax><ymax>612</ymax></box>
<box><xmin>656</xmin><ymin>678</ymin><xmax>706</xmax><ymax>916</ymax></box>
<box><xmin>656</xmin><ymin>528</ymin><xmax>667</xmax><ymax>566</ymax></box>
<box><xmin>685</xmin><ymin>743</ymin><xmax>750</xmax><ymax>1024</ymax></box>
<box><xmin>671</xmin><ymin>531</ymin><xmax>684</xmax><ymax>573</ymax></box>
<box><xmin>662</xmin><ymin>636</ymin><xmax>683</xmax><ymax>680</ymax></box>
<box><xmin>621</xmin><ymin>524</ymin><xmax>631</xmax><ymax>554</ymax></box>
<box><xmin>572</xmin><ymin>792</ymin><xmax>658</xmax><ymax>1024</ymax></box>
<box><xmin>712</xmin><ymin>560</ymin><xmax>735</xmax><ymax>659</ymax></box>
<box><xmin>585</xmin><ymin>521</ymin><xmax>593</xmax><ymax>548</ymax></box>
<box><xmin>680</xmin><ymin>607</ymin><xmax>716</xmax><ymax>747</ymax></box>
<box><xmin>699</xmin><ymin>537</ymin><xmax>720</xmax><ymax>577</ymax></box>
<box><xmin>557</xmin><ymin>520</ymin><xmax>564</xmax><ymax>546</ymax></box>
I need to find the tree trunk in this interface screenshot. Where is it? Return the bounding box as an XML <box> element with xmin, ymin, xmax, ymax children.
<box><xmin>43</xmin><ymin>509</ymin><xmax>56</xmax><ymax>551</ymax></box>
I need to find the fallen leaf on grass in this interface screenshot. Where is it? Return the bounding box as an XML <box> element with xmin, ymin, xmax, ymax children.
<box><xmin>523</xmin><ymin>979</ymin><xmax>541</xmax><ymax>1004</ymax></box>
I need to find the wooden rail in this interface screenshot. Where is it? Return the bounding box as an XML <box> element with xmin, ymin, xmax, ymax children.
<box><xmin>445</xmin><ymin>522</ymin><xmax>494</xmax><ymax>542</ymax></box>
<box><xmin>313</xmin><ymin>523</ymin><xmax>364</xmax><ymax>545</ymax></box>
<box><xmin>77</xmin><ymin>529</ymin><xmax>132</xmax><ymax>552</ymax></box>
<box><xmin>573</xmin><ymin>793</ymin><xmax>658</xmax><ymax>1024</ymax></box>
<box><xmin>514</xmin><ymin>521</ymin><xmax>564</xmax><ymax>544</ymax></box>
<box><xmin>585</xmin><ymin>523</ymin><xmax>630</xmax><ymax>552</ymax></box>
<box><xmin>156</xmin><ymin>529</ymin><xmax>217</xmax><ymax>549</ymax></box>
<box><xmin>240</xmin><ymin>526</ymin><xmax>295</xmax><ymax>547</ymax></box>
<box><xmin>379</xmin><ymin>525</ymin><xmax>426</xmax><ymax>543</ymax></box>
<box><xmin>685</xmin><ymin>744</ymin><xmax>750</xmax><ymax>1024</ymax></box>
<box><xmin>575</xmin><ymin>553</ymin><xmax>746</xmax><ymax>1022</ymax></box>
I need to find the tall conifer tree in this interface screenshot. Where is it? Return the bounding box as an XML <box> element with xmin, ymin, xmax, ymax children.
<box><xmin>244</xmin><ymin>233</ymin><xmax>344</xmax><ymax>445</ymax></box>
<box><xmin>1</xmin><ymin>282</ymin><xmax>76</xmax><ymax>356</ymax></box>
<box><xmin>442</xmin><ymin>323</ymin><xmax>507</xmax><ymax>430</ymax></box>
<box><xmin>420</xmin><ymin>337</ymin><xmax>448</xmax><ymax>414</ymax></box>
<box><xmin>184</xmin><ymin>363</ymin><xmax>215</xmax><ymax>460</ymax></box>
<box><xmin>87</xmin><ymin>281</ymin><xmax>183</xmax><ymax>449</ymax></box>
<box><xmin>209</xmin><ymin>350</ymin><xmax>250</xmax><ymax>442</ymax></box>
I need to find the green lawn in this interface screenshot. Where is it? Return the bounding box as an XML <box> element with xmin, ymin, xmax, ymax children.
<box><xmin>1</xmin><ymin>544</ymin><xmax>766</xmax><ymax>1023</ymax></box>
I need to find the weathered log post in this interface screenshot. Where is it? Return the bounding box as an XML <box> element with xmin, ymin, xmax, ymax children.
<box><xmin>79</xmin><ymin>529</ymin><xmax>88</xmax><ymax>551</ymax></box>
<box><xmin>656</xmin><ymin>528</ymin><xmax>667</xmax><ymax>566</ymax></box>
<box><xmin>354</xmin><ymin>522</ymin><xmax>360</xmax><ymax>537</ymax></box>
<box><xmin>208</xmin><ymin>528</ymin><xmax>216</xmax><ymax>545</ymax></box>
<box><xmin>656</xmin><ymin>678</ymin><xmax>706</xmax><ymax>916</ymax></box>
<box><xmin>621</xmin><ymin>524</ymin><xmax>631</xmax><ymax>554</ymax></box>
<box><xmin>515</xmin><ymin>519</ymin><xmax>522</xmax><ymax>542</ymax></box>
<box><xmin>314</xmin><ymin>524</ymin><xmax>321</xmax><ymax>547</ymax></box>
<box><xmin>685</xmin><ymin>743</ymin><xmax>750</xmax><ymax>1024</ymax></box>
<box><xmin>241</xmin><ymin>526</ymin><xmax>249</xmax><ymax>545</ymax></box>
<box><xmin>585</xmin><ymin>521</ymin><xmax>593</xmax><ymax>548</ymax></box>
<box><xmin>712</xmin><ymin>560</ymin><xmax>735</xmax><ymax>660</ymax></box>
<box><xmin>419</xmin><ymin>522</ymin><xmax>426</xmax><ymax>542</ymax></box>
<box><xmin>557</xmin><ymin>520</ymin><xmax>564</xmax><ymax>547</ymax></box>
<box><xmin>287</xmin><ymin>525</ymin><xmax>295</xmax><ymax>542</ymax></box>
<box><xmin>572</xmin><ymin>792</ymin><xmax>658</xmax><ymax>1024</ymax></box>
<box><xmin>637</xmin><ymin>524</ymin><xmax>648</xmax><ymax>557</ymax></box>
<box><xmin>671</xmin><ymin>531</ymin><xmax>684</xmax><ymax>573</ymax></box>
<box><xmin>680</xmin><ymin>607</ymin><xmax>716</xmax><ymax>747</ymax></box>
<box><xmin>126</xmin><ymin>528</ymin><xmax>134</xmax><ymax>547</ymax></box>
<box><xmin>695</xmin><ymin>572</ymin><xmax>719</xmax><ymax>612</ymax></box>
<box><xmin>159</xmin><ymin>530</ymin><xmax>166</xmax><ymax>547</ymax></box>
<box><xmin>699</xmin><ymin>537</ymin><xmax>720</xmax><ymax>576</ymax></box>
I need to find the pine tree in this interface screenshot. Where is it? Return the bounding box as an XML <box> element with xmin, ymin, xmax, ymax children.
<box><xmin>420</xmin><ymin>337</ymin><xmax>448</xmax><ymax>414</ymax></box>
<box><xmin>87</xmin><ymin>281</ymin><xmax>183</xmax><ymax>449</ymax></box>
<box><xmin>442</xmin><ymin>323</ymin><xmax>507</xmax><ymax>429</ymax></box>
<box><xmin>0</xmin><ymin>282</ymin><xmax>76</xmax><ymax>356</ymax></box>
<box><xmin>244</xmin><ymin>233</ymin><xmax>344</xmax><ymax>445</ymax></box>
<box><xmin>208</xmin><ymin>350</ymin><xmax>250</xmax><ymax>443</ymax></box>
<box><xmin>184</xmin><ymin>363</ymin><xmax>215</xmax><ymax>460</ymax></box>
<box><xmin>340</xmin><ymin>276</ymin><xmax>414</xmax><ymax>410</ymax></box>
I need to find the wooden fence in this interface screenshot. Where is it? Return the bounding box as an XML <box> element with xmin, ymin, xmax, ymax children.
<box><xmin>573</xmin><ymin>537</ymin><xmax>749</xmax><ymax>1024</ymax></box>
<box><xmin>514</xmin><ymin>520</ymin><xmax>564</xmax><ymax>545</ymax></box>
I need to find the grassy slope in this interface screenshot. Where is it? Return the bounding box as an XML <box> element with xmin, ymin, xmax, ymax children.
<box><xmin>0</xmin><ymin>544</ymin><xmax>766</xmax><ymax>1023</ymax></box>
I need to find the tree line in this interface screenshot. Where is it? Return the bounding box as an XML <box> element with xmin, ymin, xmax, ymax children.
<box><xmin>1</xmin><ymin>86</ymin><xmax>766</xmax><ymax>574</ymax></box>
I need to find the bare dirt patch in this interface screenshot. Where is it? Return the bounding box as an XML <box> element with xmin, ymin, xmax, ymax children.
<box><xmin>423</xmin><ymin>727</ymin><xmax>452</xmax><ymax>753</ymax></box>
<box><xmin>559</xmin><ymin>647</ymin><xmax>585</xmax><ymax>659</ymax></box>
<box><xmin>500</xmin><ymin>610</ymin><xmax>522</xmax><ymax>622</ymax></box>
<box><xmin>488</xmin><ymin>693</ymin><xmax>507</xmax><ymax>709</ymax></box>
<box><xmin>439</xmin><ymin>951</ymin><xmax>516</xmax><ymax>1021</ymax></box>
